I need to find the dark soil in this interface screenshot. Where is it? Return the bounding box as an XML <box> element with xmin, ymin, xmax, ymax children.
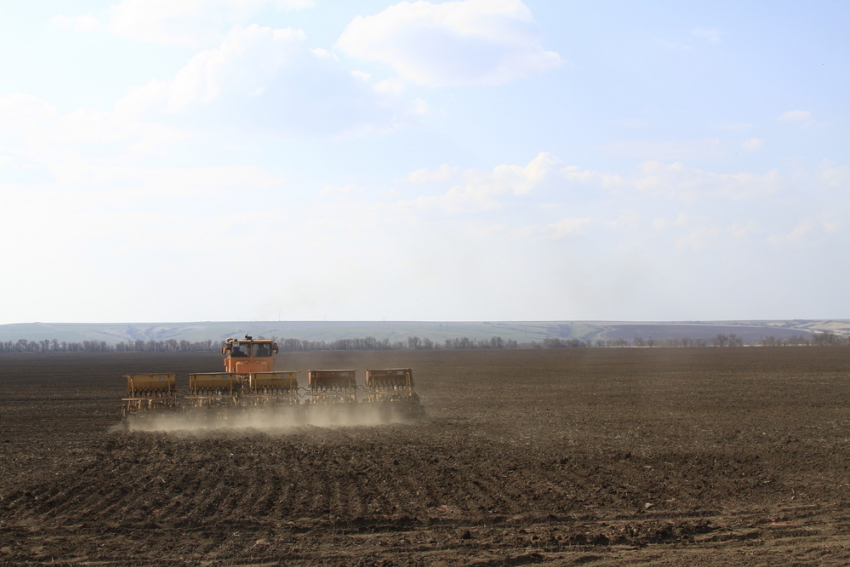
<box><xmin>1</xmin><ymin>347</ymin><xmax>850</xmax><ymax>565</ymax></box>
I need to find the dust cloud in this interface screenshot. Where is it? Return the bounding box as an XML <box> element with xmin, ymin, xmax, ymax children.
<box><xmin>120</xmin><ymin>404</ymin><xmax>414</xmax><ymax>434</ymax></box>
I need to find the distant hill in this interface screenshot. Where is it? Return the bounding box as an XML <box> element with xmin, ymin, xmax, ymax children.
<box><xmin>0</xmin><ymin>320</ymin><xmax>847</xmax><ymax>346</ymax></box>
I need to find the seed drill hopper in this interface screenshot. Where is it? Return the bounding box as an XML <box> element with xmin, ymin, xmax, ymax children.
<box><xmin>121</xmin><ymin>335</ymin><xmax>423</xmax><ymax>421</ymax></box>
<box><xmin>121</xmin><ymin>373</ymin><xmax>177</xmax><ymax>417</ymax></box>
<box><xmin>365</xmin><ymin>368</ymin><xmax>416</xmax><ymax>402</ymax></box>
<box><xmin>245</xmin><ymin>371</ymin><xmax>300</xmax><ymax>406</ymax></box>
<box><xmin>186</xmin><ymin>372</ymin><xmax>240</xmax><ymax>408</ymax></box>
<box><xmin>306</xmin><ymin>370</ymin><xmax>358</xmax><ymax>404</ymax></box>
<box><xmin>364</xmin><ymin>368</ymin><xmax>422</xmax><ymax>417</ymax></box>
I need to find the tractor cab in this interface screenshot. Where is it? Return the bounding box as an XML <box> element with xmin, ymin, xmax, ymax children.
<box><xmin>221</xmin><ymin>336</ymin><xmax>278</xmax><ymax>374</ymax></box>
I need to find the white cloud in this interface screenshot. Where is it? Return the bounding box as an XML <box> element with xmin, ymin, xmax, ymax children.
<box><xmin>741</xmin><ymin>138</ymin><xmax>764</xmax><ymax>151</ymax></box>
<box><xmin>398</xmin><ymin>154</ymin><xmax>798</xmax><ymax>224</ymax></box>
<box><xmin>337</xmin><ymin>0</ymin><xmax>561</xmax><ymax>86</ymax></box>
<box><xmin>691</xmin><ymin>27</ymin><xmax>722</xmax><ymax>43</ymax></box>
<box><xmin>0</xmin><ymin>94</ymin><xmax>57</xmax><ymax>133</ymax></box>
<box><xmin>634</xmin><ymin>161</ymin><xmax>782</xmax><ymax>202</ymax></box>
<box><xmin>164</xmin><ymin>25</ymin><xmax>307</xmax><ymax>111</ymax></box>
<box><xmin>405</xmin><ymin>151</ymin><xmax>560</xmax><ymax>213</ymax></box>
<box><xmin>374</xmin><ymin>79</ymin><xmax>405</xmax><ymax>95</ymax></box>
<box><xmin>55</xmin><ymin>112</ymin><xmax>189</xmax><ymax>172</ymax></box>
<box><xmin>0</xmin><ymin>90</ymin><xmax>193</xmax><ymax>181</ymax></box>
<box><xmin>766</xmin><ymin>220</ymin><xmax>814</xmax><ymax>244</ymax></box>
<box><xmin>106</xmin><ymin>0</ymin><xmax>315</xmax><ymax>47</ymax></box>
<box><xmin>92</xmin><ymin>25</ymin><xmax>302</xmax><ymax>118</ymax></box>
<box><xmin>483</xmin><ymin>151</ymin><xmax>559</xmax><ymax>195</ymax></box>
<box><xmin>412</xmin><ymin>98</ymin><xmax>430</xmax><ymax>115</ymax></box>
<box><xmin>605</xmin><ymin>211</ymin><xmax>639</xmax><ymax>230</ymax></box>
<box><xmin>311</xmin><ymin>48</ymin><xmax>337</xmax><ymax>60</ymax></box>
<box><xmin>50</xmin><ymin>14</ymin><xmax>100</xmax><ymax>32</ymax></box>
<box><xmin>676</xmin><ymin>224</ymin><xmax>721</xmax><ymax>251</ymax></box>
<box><xmin>1</xmin><ymin>22</ymin><xmax>427</xmax><ymax>184</ymax></box>
<box><xmin>822</xmin><ymin>220</ymin><xmax>840</xmax><ymax>232</ymax></box>
<box><xmin>561</xmin><ymin>166</ymin><xmax>623</xmax><ymax>188</ymax></box>
<box><xmin>817</xmin><ymin>164</ymin><xmax>850</xmax><ymax>188</ymax></box>
<box><xmin>115</xmin><ymin>24</ymin><xmax>421</xmax><ymax>136</ymax></box>
<box><xmin>517</xmin><ymin>211</ymin><xmax>636</xmax><ymax>241</ymax></box>
<box><xmin>728</xmin><ymin>220</ymin><xmax>759</xmax><ymax>239</ymax></box>
<box><xmin>0</xmin><ymin>90</ymin><xmax>287</xmax><ymax>192</ymax></box>
<box><xmin>403</xmin><ymin>164</ymin><xmax>461</xmax><ymax>183</ymax></box>
<box><xmin>776</xmin><ymin>110</ymin><xmax>812</xmax><ymax>123</ymax></box>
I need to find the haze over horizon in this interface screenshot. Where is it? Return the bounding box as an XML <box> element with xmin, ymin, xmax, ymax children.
<box><xmin>2</xmin><ymin>1</ymin><xmax>848</xmax><ymax>325</ymax></box>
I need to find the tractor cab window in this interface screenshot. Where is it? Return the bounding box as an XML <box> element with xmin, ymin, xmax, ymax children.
<box><xmin>254</xmin><ymin>343</ymin><xmax>272</xmax><ymax>357</ymax></box>
<box><xmin>231</xmin><ymin>342</ymin><xmax>251</xmax><ymax>357</ymax></box>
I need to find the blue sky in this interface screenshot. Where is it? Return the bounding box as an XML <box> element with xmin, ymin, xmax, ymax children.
<box><xmin>1</xmin><ymin>0</ymin><xmax>848</xmax><ymax>324</ymax></box>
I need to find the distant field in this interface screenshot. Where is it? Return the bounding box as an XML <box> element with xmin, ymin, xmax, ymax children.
<box><xmin>0</xmin><ymin>319</ymin><xmax>847</xmax><ymax>346</ymax></box>
<box><xmin>598</xmin><ymin>322</ymin><xmax>817</xmax><ymax>342</ymax></box>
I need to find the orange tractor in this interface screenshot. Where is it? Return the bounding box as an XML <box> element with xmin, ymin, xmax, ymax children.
<box><xmin>121</xmin><ymin>336</ymin><xmax>422</xmax><ymax>419</ymax></box>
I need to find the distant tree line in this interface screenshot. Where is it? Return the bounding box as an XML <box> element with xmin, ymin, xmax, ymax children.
<box><xmin>0</xmin><ymin>331</ymin><xmax>846</xmax><ymax>354</ymax></box>
<box><xmin>0</xmin><ymin>338</ymin><xmax>224</xmax><ymax>353</ymax></box>
<box><xmin>793</xmin><ymin>331</ymin><xmax>849</xmax><ymax>346</ymax></box>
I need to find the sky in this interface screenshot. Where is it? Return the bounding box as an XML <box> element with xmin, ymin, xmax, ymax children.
<box><xmin>1</xmin><ymin>0</ymin><xmax>848</xmax><ymax>324</ymax></box>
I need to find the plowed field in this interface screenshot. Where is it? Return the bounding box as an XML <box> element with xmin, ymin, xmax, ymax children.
<box><xmin>1</xmin><ymin>347</ymin><xmax>850</xmax><ymax>566</ymax></box>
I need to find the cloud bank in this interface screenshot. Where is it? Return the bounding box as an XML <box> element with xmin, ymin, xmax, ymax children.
<box><xmin>337</xmin><ymin>0</ymin><xmax>562</xmax><ymax>86</ymax></box>
<box><xmin>106</xmin><ymin>0</ymin><xmax>315</xmax><ymax>47</ymax></box>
